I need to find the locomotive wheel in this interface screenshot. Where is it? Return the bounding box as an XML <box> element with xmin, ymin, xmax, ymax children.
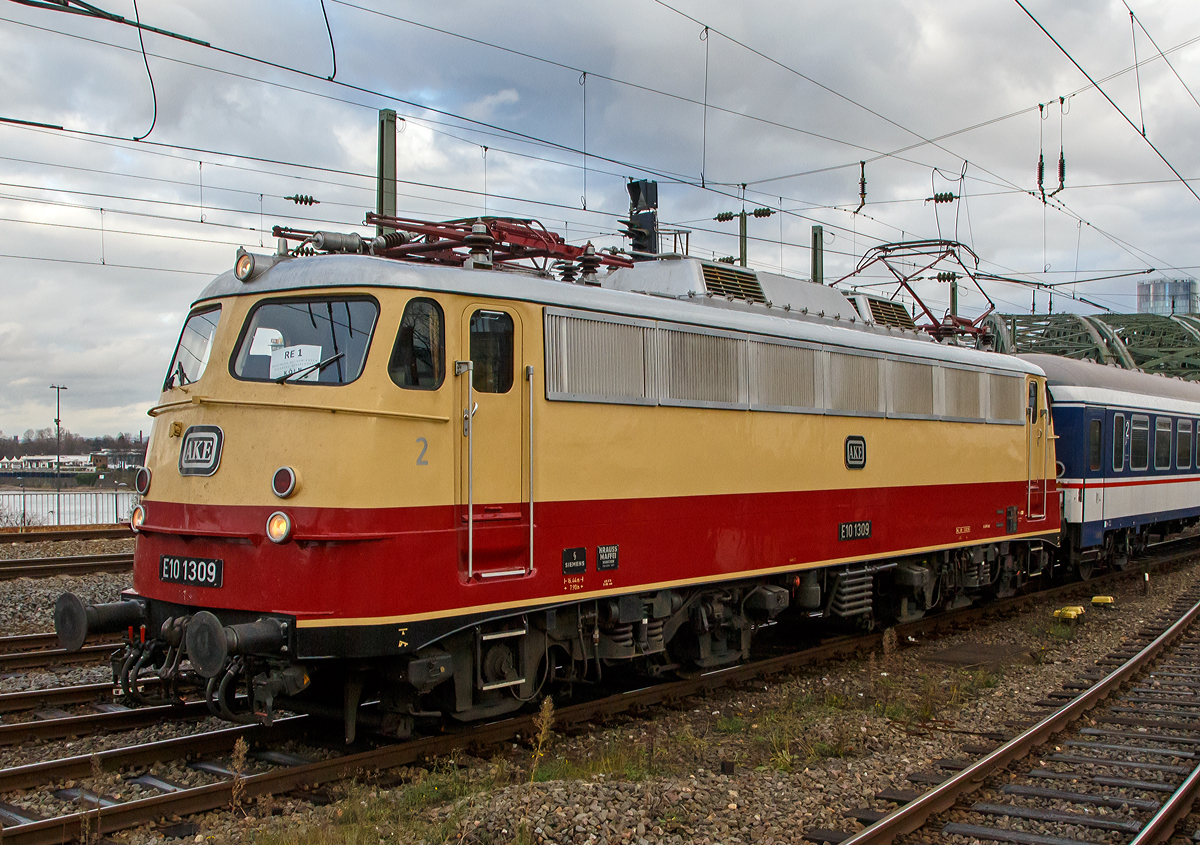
<box><xmin>1076</xmin><ymin>557</ymin><xmax>1093</xmax><ymax>581</ymax></box>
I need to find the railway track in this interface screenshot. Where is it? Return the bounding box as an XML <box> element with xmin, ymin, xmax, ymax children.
<box><xmin>0</xmin><ymin>546</ymin><xmax>1191</xmax><ymax>842</ymax></box>
<box><xmin>0</xmin><ymin>633</ymin><xmax>120</xmax><ymax>673</ymax></box>
<box><xmin>0</xmin><ymin>526</ymin><xmax>132</xmax><ymax>544</ymax></box>
<box><xmin>0</xmin><ymin>553</ymin><xmax>1191</xmax><ymax>843</ymax></box>
<box><xmin>798</xmin><ymin>589</ymin><xmax>1200</xmax><ymax>845</ymax></box>
<box><xmin>0</xmin><ymin>552</ymin><xmax>133</xmax><ymax>581</ymax></box>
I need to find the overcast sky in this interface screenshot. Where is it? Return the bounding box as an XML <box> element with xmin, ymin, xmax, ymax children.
<box><xmin>2</xmin><ymin>0</ymin><xmax>1199</xmax><ymax>436</ymax></box>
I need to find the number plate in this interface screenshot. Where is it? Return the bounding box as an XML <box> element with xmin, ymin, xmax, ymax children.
<box><xmin>159</xmin><ymin>555</ymin><xmax>224</xmax><ymax>588</ymax></box>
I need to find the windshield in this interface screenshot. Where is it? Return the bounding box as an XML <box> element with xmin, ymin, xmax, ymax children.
<box><xmin>164</xmin><ymin>306</ymin><xmax>221</xmax><ymax>390</ymax></box>
<box><xmin>232</xmin><ymin>297</ymin><xmax>378</xmax><ymax>385</ymax></box>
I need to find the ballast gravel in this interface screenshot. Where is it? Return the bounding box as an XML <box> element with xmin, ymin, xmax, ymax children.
<box><xmin>0</xmin><ymin>550</ymin><xmax>1195</xmax><ymax>844</ymax></box>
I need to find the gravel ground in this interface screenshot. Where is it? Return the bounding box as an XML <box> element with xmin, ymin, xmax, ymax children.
<box><xmin>1</xmin><ymin>559</ymin><xmax>1195</xmax><ymax>844</ymax></box>
<box><xmin>0</xmin><ymin>567</ymin><xmax>132</xmax><ymax>639</ymax></box>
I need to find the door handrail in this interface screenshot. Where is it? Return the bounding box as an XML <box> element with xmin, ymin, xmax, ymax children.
<box><xmin>455</xmin><ymin>360</ymin><xmax>474</xmax><ymax>579</ymax></box>
<box><xmin>527</xmin><ymin>364</ymin><xmax>534</xmax><ymax>576</ymax></box>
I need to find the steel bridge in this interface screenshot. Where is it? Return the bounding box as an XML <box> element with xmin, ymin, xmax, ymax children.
<box><xmin>984</xmin><ymin>313</ymin><xmax>1200</xmax><ymax>381</ymax></box>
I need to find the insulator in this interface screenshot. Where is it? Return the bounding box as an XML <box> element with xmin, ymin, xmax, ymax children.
<box><xmin>1058</xmin><ymin>151</ymin><xmax>1066</xmax><ymax>189</ymax></box>
<box><xmin>1037</xmin><ymin>154</ymin><xmax>1045</xmax><ymax>190</ymax></box>
<box><xmin>463</xmin><ymin>220</ymin><xmax>495</xmax><ymax>255</ymax></box>
<box><xmin>752</xmin><ymin>207</ymin><xmax>774</xmax><ymax>218</ymax></box>
<box><xmin>284</xmin><ymin>194</ymin><xmax>318</xmax><ymax>206</ymax></box>
<box><xmin>714</xmin><ymin>211</ymin><xmax>735</xmax><ymax>222</ymax></box>
<box><xmin>933</xmin><ymin>192</ymin><xmax>956</xmax><ymax>204</ymax></box>
<box><xmin>936</xmin><ymin>271</ymin><xmax>959</xmax><ymax>282</ymax></box>
<box><xmin>370</xmin><ymin>231</ymin><xmax>410</xmax><ymax>253</ymax></box>
<box><xmin>578</xmin><ymin>242</ymin><xmax>601</xmax><ymax>280</ymax></box>
<box><xmin>553</xmin><ymin>259</ymin><xmax>577</xmax><ymax>282</ymax></box>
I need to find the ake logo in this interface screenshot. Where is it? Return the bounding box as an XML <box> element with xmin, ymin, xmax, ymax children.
<box><xmin>844</xmin><ymin>435</ymin><xmax>866</xmax><ymax>470</ymax></box>
<box><xmin>178</xmin><ymin>425</ymin><xmax>224</xmax><ymax>477</ymax></box>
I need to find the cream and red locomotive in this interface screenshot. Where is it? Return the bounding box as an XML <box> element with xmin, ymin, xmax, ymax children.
<box><xmin>55</xmin><ymin>214</ymin><xmax>1061</xmax><ymax>740</ymax></box>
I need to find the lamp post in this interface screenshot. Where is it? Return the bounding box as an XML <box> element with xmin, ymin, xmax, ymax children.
<box><xmin>49</xmin><ymin>384</ymin><xmax>67</xmax><ymax>526</ymax></box>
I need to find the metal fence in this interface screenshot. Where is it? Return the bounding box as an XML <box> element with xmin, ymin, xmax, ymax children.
<box><xmin>0</xmin><ymin>490</ymin><xmax>140</xmax><ymax>527</ymax></box>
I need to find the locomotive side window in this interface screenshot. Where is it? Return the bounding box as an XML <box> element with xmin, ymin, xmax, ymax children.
<box><xmin>389</xmin><ymin>298</ymin><xmax>444</xmax><ymax>390</ymax></box>
<box><xmin>1112</xmin><ymin>413</ymin><xmax>1125</xmax><ymax>472</ymax></box>
<box><xmin>164</xmin><ymin>306</ymin><xmax>221</xmax><ymax>390</ymax></box>
<box><xmin>232</xmin><ymin>297</ymin><xmax>378</xmax><ymax>385</ymax></box>
<box><xmin>1178</xmin><ymin>420</ymin><xmax>1193</xmax><ymax>470</ymax></box>
<box><xmin>1131</xmin><ymin>415</ymin><xmax>1149</xmax><ymax>470</ymax></box>
<box><xmin>469</xmin><ymin>310</ymin><xmax>514</xmax><ymax>393</ymax></box>
<box><xmin>1155</xmin><ymin>417</ymin><xmax>1173</xmax><ymax>470</ymax></box>
<box><xmin>1088</xmin><ymin>419</ymin><xmax>1102</xmax><ymax>472</ymax></box>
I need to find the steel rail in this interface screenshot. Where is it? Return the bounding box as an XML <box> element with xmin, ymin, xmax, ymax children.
<box><xmin>0</xmin><ymin>682</ymin><xmax>115</xmax><ymax>715</ymax></box>
<box><xmin>0</xmin><ymin>701</ymin><xmax>209</xmax><ymax>748</ymax></box>
<box><xmin>0</xmin><ymin>632</ymin><xmax>121</xmax><ymax>655</ymax></box>
<box><xmin>0</xmin><ymin>552</ymin><xmax>133</xmax><ymax>580</ymax></box>
<box><xmin>835</xmin><ymin>592</ymin><xmax>1200</xmax><ymax>845</ymax></box>
<box><xmin>0</xmin><ymin>526</ymin><xmax>133</xmax><ymax>544</ymax></box>
<box><xmin>0</xmin><ymin>717</ymin><xmax>307</xmax><ymax>793</ymax></box>
<box><xmin>0</xmin><ymin>643</ymin><xmax>118</xmax><ymax>672</ymax></box>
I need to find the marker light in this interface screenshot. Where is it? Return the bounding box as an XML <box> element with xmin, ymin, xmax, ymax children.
<box><xmin>266</xmin><ymin>511</ymin><xmax>292</xmax><ymax>544</ymax></box>
<box><xmin>130</xmin><ymin>505</ymin><xmax>146</xmax><ymax>533</ymax></box>
<box><xmin>134</xmin><ymin>467</ymin><xmax>152</xmax><ymax>495</ymax></box>
<box><xmin>272</xmin><ymin>466</ymin><xmax>297</xmax><ymax>499</ymax></box>
<box><xmin>235</xmin><ymin>251</ymin><xmax>256</xmax><ymax>281</ymax></box>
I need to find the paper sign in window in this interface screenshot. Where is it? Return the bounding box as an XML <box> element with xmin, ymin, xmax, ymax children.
<box><xmin>270</xmin><ymin>344</ymin><xmax>323</xmax><ymax>381</ymax></box>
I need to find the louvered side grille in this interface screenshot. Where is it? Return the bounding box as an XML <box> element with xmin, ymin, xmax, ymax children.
<box><xmin>945</xmin><ymin>367</ymin><xmax>983</xmax><ymax>419</ymax></box>
<box><xmin>545</xmin><ymin>313</ymin><xmax>653</xmax><ymax>403</ymax></box>
<box><xmin>661</xmin><ymin>329</ymin><xmax>743</xmax><ymax>404</ymax></box>
<box><xmin>829</xmin><ymin>352</ymin><xmax>881</xmax><ymax>413</ymax></box>
<box><xmin>751</xmin><ymin>342</ymin><xmax>817</xmax><ymax>409</ymax></box>
<box><xmin>701</xmin><ymin>264</ymin><xmax>766</xmax><ymax>303</ymax></box>
<box><xmin>889</xmin><ymin>360</ymin><xmax>934</xmax><ymax>416</ymax></box>
<box><xmin>988</xmin><ymin>373</ymin><xmax>1024</xmax><ymax>422</ymax></box>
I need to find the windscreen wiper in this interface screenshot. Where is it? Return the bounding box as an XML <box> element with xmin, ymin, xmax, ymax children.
<box><xmin>275</xmin><ymin>351</ymin><xmax>345</xmax><ymax>384</ymax></box>
<box><xmin>163</xmin><ymin>361</ymin><xmax>188</xmax><ymax>391</ymax></box>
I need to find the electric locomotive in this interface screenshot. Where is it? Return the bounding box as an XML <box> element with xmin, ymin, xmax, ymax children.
<box><xmin>55</xmin><ymin>215</ymin><xmax>1060</xmax><ymax>741</ymax></box>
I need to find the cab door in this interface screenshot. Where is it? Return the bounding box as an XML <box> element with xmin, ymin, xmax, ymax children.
<box><xmin>1026</xmin><ymin>377</ymin><xmax>1048</xmax><ymax>521</ymax></box>
<box><xmin>455</xmin><ymin>306</ymin><xmax>530</xmax><ymax>579</ymax></box>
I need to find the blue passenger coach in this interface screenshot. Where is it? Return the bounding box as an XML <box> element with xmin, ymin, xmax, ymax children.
<box><xmin>1023</xmin><ymin>354</ymin><xmax>1200</xmax><ymax>577</ymax></box>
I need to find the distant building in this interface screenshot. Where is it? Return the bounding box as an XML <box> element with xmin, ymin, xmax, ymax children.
<box><xmin>0</xmin><ymin>455</ymin><xmax>94</xmax><ymax>476</ymax></box>
<box><xmin>1138</xmin><ymin>279</ymin><xmax>1197</xmax><ymax>316</ymax></box>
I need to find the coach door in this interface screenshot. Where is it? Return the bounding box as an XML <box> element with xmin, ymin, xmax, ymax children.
<box><xmin>1026</xmin><ymin>377</ymin><xmax>1048</xmax><ymax>520</ymax></box>
<box><xmin>455</xmin><ymin>307</ymin><xmax>532</xmax><ymax>580</ymax></box>
<box><xmin>1082</xmin><ymin>409</ymin><xmax>1104</xmax><ymax>523</ymax></box>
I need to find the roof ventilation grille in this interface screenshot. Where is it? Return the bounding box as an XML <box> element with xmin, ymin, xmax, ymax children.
<box><xmin>701</xmin><ymin>263</ymin><xmax>766</xmax><ymax>303</ymax></box>
<box><xmin>865</xmin><ymin>297</ymin><xmax>917</xmax><ymax>330</ymax></box>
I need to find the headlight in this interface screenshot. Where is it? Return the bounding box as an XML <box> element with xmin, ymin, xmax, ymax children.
<box><xmin>266</xmin><ymin>511</ymin><xmax>292</xmax><ymax>544</ymax></box>
<box><xmin>235</xmin><ymin>250</ymin><xmax>256</xmax><ymax>281</ymax></box>
<box><xmin>135</xmin><ymin>467</ymin><xmax>152</xmax><ymax>495</ymax></box>
<box><xmin>272</xmin><ymin>466</ymin><xmax>297</xmax><ymax>499</ymax></box>
<box><xmin>130</xmin><ymin>505</ymin><xmax>146</xmax><ymax>533</ymax></box>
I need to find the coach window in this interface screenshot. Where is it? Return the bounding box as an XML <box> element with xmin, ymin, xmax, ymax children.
<box><xmin>1131</xmin><ymin>415</ymin><xmax>1149</xmax><ymax>471</ymax></box>
<box><xmin>389</xmin><ymin>298</ymin><xmax>444</xmax><ymax>390</ymax></box>
<box><xmin>1178</xmin><ymin>420</ymin><xmax>1193</xmax><ymax>470</ymax></box>
<box><xmin>1088</xmin><ymin>419</ymin><xmax>1102</xmax><ymax>472</ymax></box>
<box><xmin>1112</xmin><ymin>413</ymin><xmax>1125</xmax><ymax>472</ymax></box>
<box><xmin>469</xmin><ymin>310</ymin><xmax>514</xmax><ymax>393</ymax></box>
<box><xmin>1155</xmin><ymin>417</ymin><xmax>1173</xmax><ymax>470</ymax></box>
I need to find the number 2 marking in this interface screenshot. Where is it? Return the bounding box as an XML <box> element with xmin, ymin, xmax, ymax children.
<box><xmin>415</xmin><ymin>437</ymin><xmax>428</xmax><ymax>465</ymax></box>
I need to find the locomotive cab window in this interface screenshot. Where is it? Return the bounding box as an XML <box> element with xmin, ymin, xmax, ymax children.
<box><xmin>1155</xmin><ymin>417</ymin><xmax>1173</xmax><ymax>470</ymax></box>
<box><xmin>1088</xmin><ymin>419</ymin><xmax>1102</xmax><ymax>472</ymax></box>
<box><xmin>164</xmin><ymin>305</ymin><xmax>221</xmax><ymax>390</ymax></box>
<box><xmin>469</xmin><ymin>310</ymin><xmax>514</xmax><ymax>393</ymax></box>
<box><xmin>389</xmin><ymin>298</ymin><xmax>444</xmax><ymax>390</ymax></box>
<box><xmin>1131</xmin><ymin>415</ymin><xmax>1149</xmax><ymax>470</ymax></box>
<box><xmin>1113</xmin><ymin>413</ymin><xmax>1125</xmax><ymax>472</ymax></box>
<box><xmin>232</xmin><ymin>297</ymin><xmax>378</xmax><ymax>385</ymax></box>
<box><xmin>1026</xmin><ymin>380</ymin><xmax>1038</xmax><ymax>419</ymax></box>
<box><xmin>1178</xmin><ymin>420</ymin><xmax>1193</xmax><ymax>470</ymax></box>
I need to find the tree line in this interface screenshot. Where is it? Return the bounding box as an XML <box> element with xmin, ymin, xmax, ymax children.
<box><xmin>0</xmin><ymin>429</ymin><xmax>147</xmax><ymax>460</ymax></box>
